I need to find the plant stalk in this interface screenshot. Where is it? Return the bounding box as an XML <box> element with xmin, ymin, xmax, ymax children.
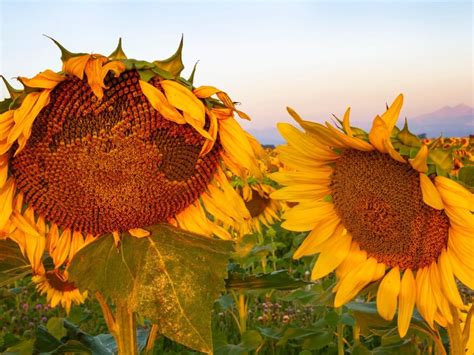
<box><xmin>446</xmin><ymin>304</ymin><xmax>464</xmax><ymax>355</ymax></box>
<box><xmin>337</xmin><ymin>307</ymin><xmax>345</xmax><ymax>355</ymax></box>
<box><xmin>115</xmin><ymin>300</ymin><xmax>138</xmax><ymax>355</ymax></box>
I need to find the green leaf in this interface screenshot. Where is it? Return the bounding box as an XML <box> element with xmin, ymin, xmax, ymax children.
<box><xmin>34</xmin><ymin>326</ymin><xmax>63</xmax><ymax>353</ymax></box>
<box><xmin>458</xmin><ymin>166</ymin><xmax>474</xmax><ymax>188</ymax></box>
<box><xmin>4</xmin><ymin>339</ymin><xmax>34</xmax><ymax>354</ymax></box>
<box><xmin>108</xmin><ymin>38</ymin><xmax>127</xmax><ymax>60</ymax></box>
<box><xmin>226</xmin><ymin>270</ymin><xmax>311</xmax><ymax>291</ymax></box>
<box><xmin>46</xmin><ymin>317</ymin><xmax>67</xmax><ymax>341</ymax></box>
<box><xmin>240</xmin><ymin>330</ymin><xmax>264</xmax><ymax>350</ymax></box>
<box><xmin>397</xmin><ymin>119</ymin><xmax>421</xmax><ymax>147</ymax></box>
<box><xmin>68</xmin><ymin>224</ymin><xmax>233</xmax><ymax>354</ymax></box>
<box><xmin>0</xmin><ymin>239</ymin><xmax>31</xmax><ymax>287</ymax></box>
<box><xmin>154</xmin><ymin>35</ymin><xmax>185</xmax><ymax>77</ymax></box>
<box><xmin>301</xmin><ymin>330</ymin><xmax>332</xmax><ymax>350</ymax></box>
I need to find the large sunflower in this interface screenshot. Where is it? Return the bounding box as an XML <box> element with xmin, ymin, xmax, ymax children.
<box><xmin>0</xmin><ymin>38</ymin><xmax>260</xmax><ymax>311</ymax></box>
<box><xmin>271</xmin><ymin>94</ymin><xmax>474</xmax><ymax>337</ymax></box>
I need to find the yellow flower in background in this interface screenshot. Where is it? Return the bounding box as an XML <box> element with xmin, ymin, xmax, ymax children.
<box><xmin>271</xmin><ymin>94</ymin><xmax>474</xmax><ymax>337</ymax></box>
<box><xmin>0</xmin><ymin>38</ymin><xmax>261</xmax><ymax>311</ymax></box>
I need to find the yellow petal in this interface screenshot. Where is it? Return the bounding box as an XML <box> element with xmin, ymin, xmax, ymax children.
<box><xmin>369</xmin><ymin>115</ymin><xmax>389</xmax><ymax>153</ymax></box>
<box><xmin>161</xmin><ymin>80</ymin><xmax>205</xmax><ymax>124</ymax></box>
<box><xmin>397</xmin><ymin>269</ymin><xmax>416</xmax><ymax>337</ymax></box>
<box><xmin>419</xmin><ymin>174</ymin><xmax>444</xmax><ymax>210</ymax></box>
<box><xmin>293</xmin><ymin>217</ymin><xmax>341</xmax><ymax>259</ymax></box>
<box><xmin>342</xmin><ymin>107</ymin><xmax>353</xmax><ymax>137</ymax></box>
<box><xmin>428</xmin><ymin>262</ymin><xmax>453</xmax><ymax>324</ymax></box>
<box><xmin>11</xmin><ymin>211</ymin><xmax>42</xmax><ymax>238</ymax></box>
<box><xmin>376</xmin><ymin>266</ymin><xmax>400</xmax><ymax>321</ymax></box>
<box><xmin>200</xmin><ymin>108</ymin><xmax>219</xmax><ymax>156</ymax></box>
<box><xmin>277</xmin><ymin>123</ymin><xmax>339</xmax><ymax>159</ymax></box>
<box><xmin>0</xmin><ymin>155</ymin><xmax>10</xmax><ymax>190</ymax></box>
<box><xmin>415</xmin><ymin>267</ymin><xmax>436</xmax><ymax>328</ymax></box>
<box><xmin>311</xmin><ymin>231</ymin><xmax>352</xmax><ymax>280</ymax></box>
<box><xmin>282</xmin><ymin>201</ymin><xmax>336</xmax><ymax>231</ymax></box>
<box><xmin>285</xmin><ymin>107</ymin><xmax>348</xmax><ymax>149</ymax></box>
<box><xmin>183</xmin><ymin>113</ymin><xmax>214</xmax><ymax>140</ymax></box>
<box><xmin>447</xmin><ymin>247</ymin><xmax>474</xmax><ymax>289</ymax></box>
<box><xmin>437</xmin><ymin>249</ymin><xmax>464</xmax><ymax>308</ymax></box>
<box><xmin>52</xmin><ymin>229</ymin><xmax>71</xmax><ymax>268</ymax></box>
<box><xmin>9</xmin><ymin>90</ymin><xmax>51</xmax><ymax>154</ymax></box>
<box><xmin>64</xmin><ymin>54</ymin><xmax>91</xmax><ymax>80</ymax></box>
<box><xmin>325</xmin><ymin>122</ymin><xmax>374</xmax><ymax>151</ymax></box>
<box><xmin>435</xmin><ymin>176</ymin><xmax>474</xmax><ymax>211</ymax></box>
<box><xmin>383</xmin><ymin>137</ymin><xmax>406</xmax><ymax>163</ymax></box>
<box><xmin>334</xmin><ymin>257</ymin><xmax>377</xmax><ymax>307</ymax></box>
<box><xmin>409</xmin><ymin>144</ymin><xmax>428</xmax><ymax>173</ymax></box>
<box><xmin>19</xmin><ymin>70</ymin><xmax>65</xmax><ymax>89</ymax></box>
<box><xmin>445</xmin><ymin>206</ymin><xmax>474</xmax><ymax>230</ymax></box>
<box><xmin>139</xmin><ymin>80</ymin><xmax>186</xmax><ymax>124</ymax></box>
<box><xmin>129</xmin><ymin>228</ymin><xmax>150</xmax><ymax>238</ymax></box>
<box><xmin>219</xmin><ymin>118</ymin><xmax>261</xmax><ymax>178</ymax></box>
<box><xmin>448</xmin><ymin>227</ymin><xmax>474</xmax><ymax>270</ymax></box>
<box><xmin>269</xmin><ymin>169</ymin><xmax>332</xmax><ymax>187</ymax></box>
<box><xmin>84</xmin><ymin>56</ymin><xmax>109</xmax><ymax>99</ymax></box>
<box><xmin>193</xmin><ymin>85</ymin><xmax>221</xmax><ymax>98</ymax></box>
<box><xmin>336</xmin><ymin>242</ymin><xmax>367</xmax><ymax>279</ymax></box>
<box><xmin>380</xmin><ymin>94</ymin><xmax>404</xmax><ymax>133</ymax></box>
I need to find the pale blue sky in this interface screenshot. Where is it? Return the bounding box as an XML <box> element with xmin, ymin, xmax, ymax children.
<box><xmin>1</xmin><ymin>0</ymin><xmax>472</xmax><ymax>137</ymax></box>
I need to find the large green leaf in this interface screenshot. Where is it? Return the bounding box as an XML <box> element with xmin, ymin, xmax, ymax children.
<box><xmin>0</xmin><ymin>239</ymin><xmax>31</xmax><ymax>287</ymax></box>
<box><xmin>68</xmin><ymin>224</ymin><xmax>233</xmax><ymax>353</ymax></box>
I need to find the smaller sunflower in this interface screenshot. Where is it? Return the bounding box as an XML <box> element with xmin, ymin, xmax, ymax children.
<box><xmin>272</xmin><ymin>95</ymin><xmax>474</xmax><ymax>337</ymax></box>
<box><xmin>33</xmin><ymin>270</ymin><xmax>87</xmax><ymax>314</ymax></box>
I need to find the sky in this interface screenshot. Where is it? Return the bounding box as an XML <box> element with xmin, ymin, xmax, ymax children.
<box><xmin>0</xmin><ymin>0</ymin><xmax>472</xmax><ymax>141</ymax></box>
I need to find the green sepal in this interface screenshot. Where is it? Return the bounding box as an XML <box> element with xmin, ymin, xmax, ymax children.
<box><xmin>397</xmin><ymin>118</ymin><xmax>421</xmax><ymax>147</ymax></box>
<box><xmin>0</xmin><ymin>98</ymin><xmax>13</xmax><ymax>114</ymax></box>
<box><xmin>187</xmin><ymin>60</ymin><xmax>199</xmax><ymax>84</ymax></box>
<box><xmin>153</xmin><ymin>35</ymin><xmax>185</xmax><ymax>78</ymax></box>
<box><xmin>429</xmin><ymin>148</ymin><xmax>452</xmax><ymax>175</ymax></box>
<box><xmin>0</xmin><ymin>75</ymin><xmax>23</xmax><ymax>100</ymax></box>
<box><xmin>123</xmin><ymin>59</ymin><xmax>174</xmax><ymax>81</ymax></box>
<box><xmin>44</xmin><ymin>35</ymin><xmax>86</xmax><ymax>63</ymax></box>
<box><xmin>108</xmin><ymin>37</ymin><xmax>127</xmax><ymax>60</ymax></box>
<box><xmin>390</xmin><ymin>125</ymin><xmax>401</xmax><ymax>138</ymax></box>
<box><xmin>137</xmin><ymin>69</ymin><xmax>157</xmax><ymax>82</ymax></box>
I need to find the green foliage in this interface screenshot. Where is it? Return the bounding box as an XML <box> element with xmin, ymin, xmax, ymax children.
<box><xmin>0</xmin><ymin>240</ymin><xmax>31</xmax><ymax>288</ymax></box>
<box><xmin>68</xmin><ymin>224</ymin><xmax>233</xmax><ymax>353</ymax></box>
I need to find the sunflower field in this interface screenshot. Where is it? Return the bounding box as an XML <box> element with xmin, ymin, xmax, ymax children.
<box><xmin>0</xmin><ymin>39</ymin><xmax>473</xmax><ymax>355</ymax></box>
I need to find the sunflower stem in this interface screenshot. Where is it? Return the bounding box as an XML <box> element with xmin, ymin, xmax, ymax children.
<box><xmin>446</xmin><ymin>304</ymin><xmax>463</xmax><ymax>355</ymax></box>
<box><xmin>114</xmin><ymin>299</ymin><xmax>138</xmax><ymax>355</ymax></box>
<box><xmin>337</xmin><ymin>307</ymin><xmax>345</xmax><ymax>355</ymax></box>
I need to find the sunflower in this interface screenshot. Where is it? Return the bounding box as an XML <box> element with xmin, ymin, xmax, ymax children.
<box><xmin>234</xmin><ymin>180</ymin><xmax>282</xmax><ymax>237</ymax></box>
<box><xmin>271</xmin><ymin>94</ymin><xmax>474</xmax><ymax>337</ymax></box>
<box><xmin>0</xmin><ymin>38</ymin><xmax>260</xmax><ymax>311</ymax></box>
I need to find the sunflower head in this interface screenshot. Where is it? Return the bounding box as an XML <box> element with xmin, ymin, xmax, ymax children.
<box><xmin>272</xmin><ymin>95</ymin><xmax>474</xmax><ymax>337</ymax></box>
<box><xmin>0</xmin><ymin>37</ymin><xmax>261</xmax><ymax>309</ymax></box>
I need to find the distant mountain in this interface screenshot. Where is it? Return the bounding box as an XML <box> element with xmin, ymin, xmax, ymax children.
<box><xmin>248</xmin><ymin>104</ymin><xmax>473</xmax><ymax>145</ymax></box>
<box><xmin>408</xmin><ymin>104</ymin><xmax>473</xmax><ymax>138</ymax></box>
